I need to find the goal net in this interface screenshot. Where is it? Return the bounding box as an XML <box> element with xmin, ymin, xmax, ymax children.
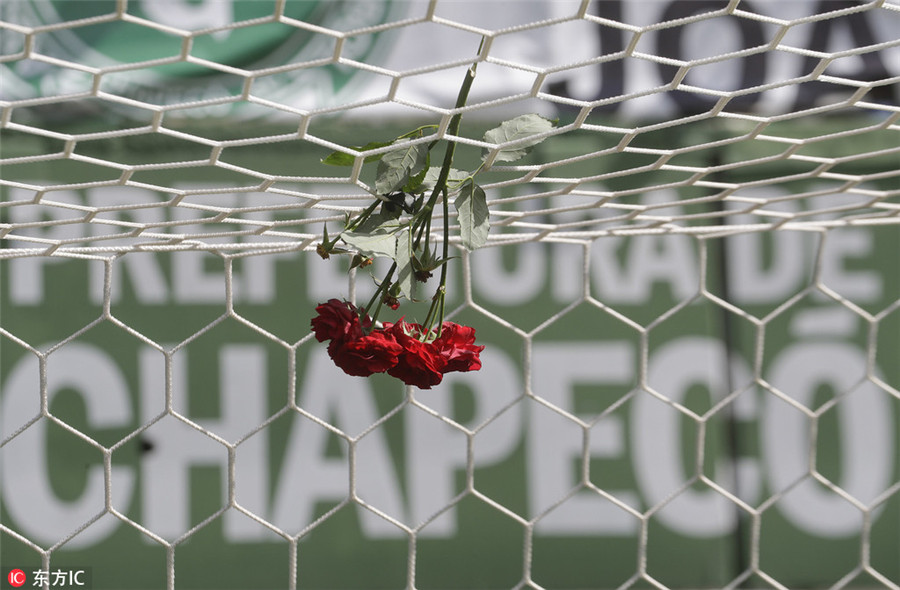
<box><xmin>1</xmin><ymin>1</ymin><xmax>898</xmax><ymax>589</ymax></box>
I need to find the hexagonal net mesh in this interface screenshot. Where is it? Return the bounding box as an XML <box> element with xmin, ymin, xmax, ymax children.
<box><xmin>1</xmin><ymin>0</ymin><xmax>898</xmax><ymax>258</ymax></box>
<box><xmin>1</xmin><ymin>1</ymin><xmax>899</xmax><ymax>589</ymax></box>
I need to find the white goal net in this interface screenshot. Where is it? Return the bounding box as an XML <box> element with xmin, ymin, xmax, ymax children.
<box><xmin>1</xmin><ymin>1</ymin><xmax>898</xmax><ymax>589</ymax></box>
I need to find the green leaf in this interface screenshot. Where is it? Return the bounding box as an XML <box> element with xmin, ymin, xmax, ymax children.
<box><xmin>341</xmin><ymin>229</ymin><xmax>398</xmax><ymax>259</ymax></box>
<box><xmin>321</xmin><ymin>140</ymin><xmax>396</xmax><ymax>166</ymax></box>
<box><xmin>321</xmin><ymin>151</ymin><xmax>356</xmax><ymax>167</ymax></box>
<box><xmin>420</xmin><ymin>167</ymin><xmax>470</xmax><ymax>193</ymax></box>
<box><xmin>402</xmin><ymin>151</ymin><xmax>431</xmax><ymax>193</ymax></box>
<box><xmin>454</xmin><ymin>179</ymin><xmax>490</xmax><ymax>251</ymax></box>
<box><xmin>482</xmin><ymin>113</ymin><xmax>557</xmax><ymax>163</ymax></box>
<box><xmin>353</xmin><ymin>211</ymin><xmax>402</xmax><ymax>235</ymax></box>
<box><xmin>375</xmin><ymin>141</ymin><xmax>429</xmax><ymax>195</ymax></box>
<box><xmin>394</xmin><ymin>228</ymin><xmax>417</xmax><ymax>300</ymax></box>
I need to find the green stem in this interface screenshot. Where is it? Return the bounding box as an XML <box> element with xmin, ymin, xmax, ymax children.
<box><xmin>413</xmin><ymin>58</ymin><xmax>478</xmax><ymax>340</ymax></box>
<box><xmin>422</xmin><ymin>287</ymin><xmax>442</xmax><ymax>336</ymax></box>
<box><xmin>362</xmin><ymin>262</ymin><xmax>397</xmax><ymax>330</ymax></box>
<box><xmin>412</xmin><ymin>206</ymin><xmax>429</xmax><ymax>250</ymax></box>
<box><xmin>413</xmin><ymin>60</ymin><xmax>478</xmax><ymax>252</ymax></box>
<box><xmin>415</xmin><ymin>54</ymin><xmax>480</xmax><ymax>338</ymax></box>
<box><xmin>400</xmin><ymin>124</ymin><xmax>439</xmax><ymax>140</ymax></box>
<box><xmin>437</xmin><ymin>289</ymin><xmax>445</xmax><ymax>337</ymax></box>
<box><xmin>421</xmin><ymin>191</ymin><xmax>449</xmax><ymax>337</ymax></box>
<box><xmin>346</xmin><ymin>200</ymin><xmax>381</xmax><ymax>233</ymax></box>
<box><xmin>436</xmin><ymin>185</ymin><xmax>450</xmax><ymax>336</ymax></box>
<box><xmin>423</xmin><ymin>210</ymin><xmax>432</xmax><ymax>255</ymax></box>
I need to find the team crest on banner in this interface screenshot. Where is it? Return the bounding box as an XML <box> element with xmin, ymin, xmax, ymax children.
<box><xmin>0</xmin><ymin>0</ymin><xmax>403</xmax><ymax>118</ymax></box>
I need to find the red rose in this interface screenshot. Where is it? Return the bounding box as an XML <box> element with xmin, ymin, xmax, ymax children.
<box><xmin>312</xmin><ymin>303</ymin><xmax>485</xmax><ymax>388</ymax></box>
<box><xmin>435</xmin><ymin>322</ymin><xmax>485</xmax><ymax>373</ymax></box>
<box><xmin>327</xmin><ymin>330</ymin><xmax>403</xmax><ymax>377</ymax></box>
<box><xmin>311</xmin><ymin>299</ymin><xmax>370</xmax><ymax>343</ymax></box>
<box><xmin>384</xmin><ymin>320</ymin><xmax>447</xmax><ymax>389</ymax></box>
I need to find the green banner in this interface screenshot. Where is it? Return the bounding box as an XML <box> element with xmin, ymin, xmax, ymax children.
<box><xmin>1</xmin><ymin>120</ymin><xmax>898</xmax><ymax>589</ymax></box>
